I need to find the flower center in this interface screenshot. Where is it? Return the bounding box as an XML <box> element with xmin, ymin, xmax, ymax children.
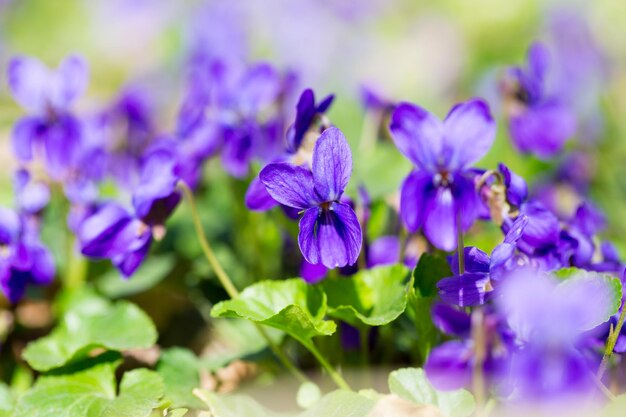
<box><xmin>434</xmin><ymin>170</ymin><xmax>453</xmax><ymax>187</ymax></box>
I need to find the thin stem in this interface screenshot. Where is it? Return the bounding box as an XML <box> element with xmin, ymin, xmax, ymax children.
<box><xmin>65</xmin><ymin>235</ymin><xmax>88</xmax><ymax>289</ymax></box>
<box><xmin>598</xmin><ymin>303</ymin><xmax>626</xmax><ymax>379</ymax></box>
<box><xmin>456</xmin><ymin>212</ymin><xmax>465</xmax><ymax>274</ymax></box>
<box><xmin>178</xmin><ymin>181</ymin><xmax>308</xmax><ymax>384</ymax></box>
<box><xmin>471</xmin><ymin>308</ymin><xmax>487</xmax><ymax>415</ymax></box>
<box><xmin>305</xmin><ymin>341</ymin><xmax>351</xmax><ymax>390</ymax></box>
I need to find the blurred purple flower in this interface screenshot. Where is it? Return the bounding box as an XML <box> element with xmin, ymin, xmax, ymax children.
<box><xmin>13</xmin><ymin>169</ymin><xmax>50</xmax><ymax>215</ymax></box>
<box><xmin>389</xmin><ymin>99</ymin><xmax>495</xmax><ymax>251</ymax></box>
<box><xmin>496</xmin><ymin>268</ymin><xmax>613</xmax><ymax>400</ymax></box>
<box><xmin>0</xmin><ymin>208</ymin><xmax>54</xmax><ymax>303</ymax></box>
<box><xmin>501</xmin><ymin>43</ymin><xmax>577</xmax><ymax>158</ymax></box>
<box><xmin>7</xmin><ymin>55</ymin><xmax>88</xmax><ymax>179</ymax></box>
<box><xmin>260</xmin><ymin>127</ymin><xmax>362</xmax><ymax>268</ymax></box>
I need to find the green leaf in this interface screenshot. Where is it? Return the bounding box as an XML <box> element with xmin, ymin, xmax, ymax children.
<box><xmin>405</xmin><ymin>290</ymin><xmax>439</xmax><ymax>362</ymax></box>
<box><xmin>299</xmin><ymin>390</ymin><xmax>376</xmax><ymax>417</ymax></box>
<box><xmin>165</xmin><ymin>409</ymin><xmax>188</xmax><ymax>417</ymax></box>
<box><xmin>553</xmin><ymin>267</ymin><xmax>581</xmax><ymax>281</ymax></box>
<box><xmin>0</xmin><ymin>383</ymin><xmax>14</xmax><ymax>417</ymax></box>
<box><xmin>322</xmin><ymin>264</ymin><xmax>411</xmax><ymax>328</ymax></box>
<box><xmin>23</xmin><ymin>300</ymin><xmax>157</xmax><ymax>372</ymax></box>
<box><xmin>194</xmin><ymin>389</ymin><xmax>376</xmax><ymax>417</ymax></box>
<box><xmin>413</xmin><ymin>253</ymin><xmax>452</xmax><ymax>297</ymax></box>
<box><xmin>96</xmin><ymin>255</ymin><xmax>176</xmax><ymax>298</ymax></box>
<box><xmin>211</xmin><ymin>279</ymin><xmax>336</xmax><ymax>347</ymax></box>
<box><xmin>388</xmin><ymin>368</ymin><xmax>475</xmax><ymax>417</ymax></box>
<box><xmin>203</xmin><ymin>319</ymin><xmax>284</xmax><ymax>371</ymax></box>
<box><xmin>157</xmin><ymin>348</ymin><xmax>206</xmax><ymax>410</ymax></box>
<box><xmin>193</xmin><ymin>389</ymin><xmax>282</xmax><ymax>417</ymax></box>
<box><xmin>13</xmin><ymin>360</ymin><xmax>164</xmax><ymax>417</ymax></box>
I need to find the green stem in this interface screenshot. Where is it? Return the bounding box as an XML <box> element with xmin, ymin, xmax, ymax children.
<box><xmin>178</xmin><ymin>181</ymin><xmax>308</xmax><ymax>384</ymax></box>
<box><xmin>456</xmin><ymin>212</ymin><xmax>465</xmax><ymax>274</ymax></box>
<box><xmin>305</xmin><ymin>341</ymin><xmax>351</xmax><ymax>390</ymax></box>
<box><xmin>598</xmin><ymin>302</ymin><xmax>626</xmax><ymax>379</ymax></box>
<box><xmin>65</xmin><ymin>235</ymin><xmax>88</xmax><ymax>289</ymax></box>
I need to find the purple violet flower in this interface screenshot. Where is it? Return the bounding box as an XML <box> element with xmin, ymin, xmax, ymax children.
<box><xmin>260</xmin><ymin>127</ymin><xmax>362</xmax><ymax>269</ymax></box>
<box><xmin>0</xmin><ymin>207</ymin><xmax>55</xmax><ymax>303</ymax></box>
<box><xmin>7</xmin><ymin>54</ymin><xmax>88</xmax><ymax>179</ymax></box>
<box><xmin>501</xmin><ymin>42</ymin><xmax>577</xmax><ymax>158</ymax></box>
<box><xmin>389</xmin><ymin>99</ymin><xmax>496</xmax><ymax>251</ymax></box>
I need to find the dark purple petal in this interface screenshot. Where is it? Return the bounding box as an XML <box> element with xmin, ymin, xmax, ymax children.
<box><xmin>7</xmin><ymin>56</ymin><xmax>50</xmax><ymax>113</ymax></box>
<box><xmin>399</xmin><ymin>170</ymin><xmax>431</xmax><ymax>232</ymax></box>
<box><xmin>450</xmin><ymin>247</ymin><xmax>490</xmax><ymax>275</ymax></box>
<box><xmin>498</xmin><ymin>163</ymin><xmax>528</xmax><ymax>207</ymax></box>
<box><xmin>437</xmin><ymin>272</ymin><xmax>491</xmax><ymax>307</ymax></box>
<box><xmin>28</xmin><ymin>242</ymin><xmax>55</xmax><ymax>285</ymax></box>
<box><xmin>311</xmin><ymin>127</ymin><xmax>352</xmax><ymax>201</ymax></box>
<box><xmin>260</xmin><ymin>163</ymin><xmax>316</xmax><ymax>210</ymax></box>
<box><xmin>298</xmin><ymin>202</ymin><xmax>362</xmax><ymax>269</ymax></box>
<box><xmin>43</xmin><ymin>115</ymin><xmax>82</xmax><ymax>179</ymax></box>
<box><xmin>245</xmin><ymin>175</ymin><xmax>279</xmax><ymax>211</ymax></box>
<box><xmin>389</xmin><ymin>102</ymin><xmax>443</xmax><ymax>171</ymax></box>
<box><xmin>509</xmin><ymin>101</ymin><xmax>577</xmax><ymax>159</ymax></box>
<box><xmin>133</xmin><ymin>148</ymin><xmax>180</xmax><ymax>224</ymax></box>
<box><xmin>425</xmin><ymin>340</ymin><xmax>473</xmax><ymax>390</ymax></box>
<box><xmin>367</xmin><ymin>236</ymin><xmax>400</xmax><ymax>268</ymax></box>
<box><xmin>1</xmin><ymin>269</ymin><xmax>29</xmax><ymax>304</ymax></box>
<box><xmin>300</xmin><ymin>260</ymin><xmax>328</xmax><ymax>284</ymax></box>
<box><xmin>431</xmin><ymin>302</ymin><xmax>471</xmax><ymax>337</ymax></box>
<box><xmin>79</xmin><ymin>203</ymin><xmax>132</xmax><ymax>258</ymax></box>
<box><xmin>515</xmin><ymin>202</ymin><xmax>560</xmax><ymax>252</ymax></box>
<box><xmin>442</xmin><ymin>99</ymin><xmax>496</xmax><ymax>170</ymax></box>
<box><xmin>316</xmin><ymin>94</ymin><xmax>334</xmax><ymax>114</ymax></box>
<box><xmin>221</xmin><ymin>128</ymin><xmax>254</xmax><ymax>178</ymax></box>
<box><xmin>287</xmin><ymin>88</ymin><xmax>316</xmax><ymax>152</ymax></box>
<box><xmin>423</xmin><ymin>186</ymin><xmax>456</xmax><ymax>251</ymax></box>
<box><xmin>112</xmin><ymin>225</ymin><xmax>152</xmax><ymax>278</ymax></box>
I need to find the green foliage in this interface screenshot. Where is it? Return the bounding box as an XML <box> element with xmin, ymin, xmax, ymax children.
<box><xmin>413</xmin><ymin>253</ymin><xmax>452</xmax><ymax>297</ymax></box>
<box><xmin>322</xmin><ymin>264</ymin><xmax>411</xmax><ymax>328</ymax></box>
<box><xmin>23</xmin><ymin>300</ymin><xmax>157</xmax><ymax>372</ymax></box>
<box><xmin>12</xmin><ymin>360</ymin><xmax>164</xmax><ymax>417</ymax></box>
<box><xmin>194</xmin><ymin>388</ymin><xmax>376</xmax><ymax>417</ymax></box>
<box><xmin>157</xmin><ymin>348</ymin><xmax>206</xmax><ymax>410</ymax></box>
<box><xmin>211</xmin><ymin>279</ymin><xmax>336</xmax><ymax>348</ymax></box>
<box><xmin>95</xmin><ymin>255</ymin><xmax>176</xmax><ymax>298</ymax></box>
<box><xmin>388</xmin><ymin>368</ymin><xmax>475</xmax><ymax>417</ymax></box>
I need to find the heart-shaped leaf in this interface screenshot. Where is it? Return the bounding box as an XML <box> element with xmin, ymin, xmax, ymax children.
<box><xmin>157</xmin><ymin>348</ymin><xmax>206</xmax><ymax>410</ymax></box>
<box><xmin>23</xmin><ymin>300</ymin><xmax>157</xmax><ymax>372</ymax></box>
<box><xmin>13</xmin><ymin>360</ymin><xmax>164</xmax><ymax>417</ymax></box>
<box><xmin>211</xmin><ymin>279</ymin><xmax>336</xmax><ymax>347</ymax></box>
<box><xmin>321</xmin><ymin>264</ymin><xmax>411</xmax><ymax>328</ymax></box>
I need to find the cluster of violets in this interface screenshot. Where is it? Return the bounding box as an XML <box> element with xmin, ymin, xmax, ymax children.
<box><xmin>0</xmin><ymin>8</ymin><xmax>621</xmax><ymax>406</ymax></box>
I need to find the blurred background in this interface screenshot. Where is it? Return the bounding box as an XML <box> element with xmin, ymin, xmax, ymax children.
<box><xmin>1</xmin><ymin>0</ymin><xmax>626</xmax><ymax>404</ymax></box>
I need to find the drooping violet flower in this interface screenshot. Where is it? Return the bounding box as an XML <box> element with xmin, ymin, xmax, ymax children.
<box><xmin>78</xmin><ymin>144</ymin><xmax>181</xmax><ymax>277</ymax></box>
<box><xmin>389</xmin><ymin>99</ymin><xmax>495</xmax><ymax>251</ymax></box>
<box><xmin>260</xmin><ymin>127</ymin><xmax>362</xmax><ymax>268</ymax></box>
<box><xmin>0</xmin><ymin>207</ymin><xmax>55</xmax><ymax>303</ymax></box>
<box><xmin>500</xmin><ymin>42</ymin><xmax>576</xmax><ymax>158</ymax></box>
<box><xmin>7</xmin><ymin>54</ymin><xmax>88</xmax><ymax>179</ymax></box>
<box><xmin>245</xmin><ymin>88</ymin><xmax>334</xmax><ymax>212</ymax></box>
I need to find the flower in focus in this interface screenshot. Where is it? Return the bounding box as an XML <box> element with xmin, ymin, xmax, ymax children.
<box><xmin>389</xmin><ymin>99</ymin><xmax>495</xmax><ymax>251</ymax></box>
<box><xmin>260</xmin><ymin>127</ymin><xmax>362</xmax><ymax>268</ymax></box>
<box><xmin>500</xmin><ymin>42</ymin><xmax>577</xmax><ymax>158</ymax></box>
<box><xmin>245</xmin><ymin>88</ymin><xmax>334</xmax><ymax>212</ymax></box>
<box><xmin>7</xmin><ymin>54</ymin><xmax>88</xmax><ymax>179</ymax></box>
